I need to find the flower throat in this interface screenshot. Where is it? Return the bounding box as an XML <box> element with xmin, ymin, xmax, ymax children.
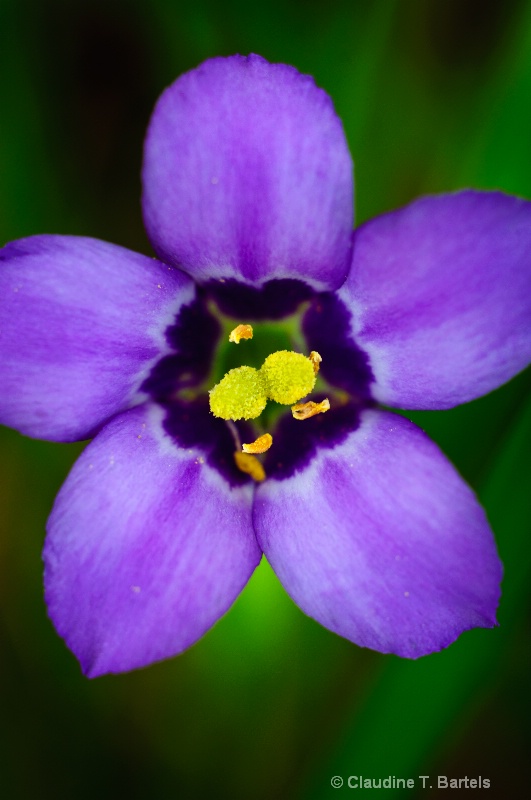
<box><xmin>208</xmin><ymin>324</ymin><xmax>330</xmax><ymax>481</ymax></box>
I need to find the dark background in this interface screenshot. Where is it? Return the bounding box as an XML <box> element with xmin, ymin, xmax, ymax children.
<box><xmin>1</xmin><ymin>1</ymin><xmax>530</xmax><ymax>797</ymax></box>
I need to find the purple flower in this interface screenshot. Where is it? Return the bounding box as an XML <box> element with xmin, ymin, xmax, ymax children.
<box><xmin>1</xmin><ymin>55</ymin><xmax>530</xmax><ymax>677</ymax></box>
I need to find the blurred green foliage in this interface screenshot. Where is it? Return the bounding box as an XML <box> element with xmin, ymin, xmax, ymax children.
<box><xmin>0</xmin><ymin>0</ymin><xmax>530</xmax><ymax>798</ymax></box>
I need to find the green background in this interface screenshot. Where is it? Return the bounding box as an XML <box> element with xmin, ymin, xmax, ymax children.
<box><xmin>1</xmin><ymin>0</ymin><xmax>530</xmax><ymax>797</ymax></box>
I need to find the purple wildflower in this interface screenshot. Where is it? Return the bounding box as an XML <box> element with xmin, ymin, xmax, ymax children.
<box><xmin>1</xmin><ymin>55</ymin><xmax>530</xmax><ymax>677</ymax></box>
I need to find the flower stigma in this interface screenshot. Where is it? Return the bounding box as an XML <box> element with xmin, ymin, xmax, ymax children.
<box><xmin>208</xmin><ymin>365</ymin><xmax>267</xmax><ymax>420</ymax></box>
<box><xmin>260</xmin><ymin>350</ymin><xmax>316</xmax><ymax>404</ymax></box>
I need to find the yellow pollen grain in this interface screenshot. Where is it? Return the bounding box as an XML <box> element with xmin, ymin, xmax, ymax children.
<box><xmin>242</xmin><ymin>433</ymin><xmax>273</xmax><ymax>454</ymax></box>
<box><xmin>229</xmin><ymin>324</ymin><xmax>253</xmax><ymax>343</ymax></box>
<box><xmin>291</xmin><ymin>398</ymin><xmax>331</xmax><ymax>420</ymax></box>
<box><xmin>234</xmin><ymin>451</ymin><xmax>266</xmax><ymax>482</ymax></box>
<box><xmin>309</xmin><ymin>351</ymin><xmax>322</xmax><ymax>375</ymax></box>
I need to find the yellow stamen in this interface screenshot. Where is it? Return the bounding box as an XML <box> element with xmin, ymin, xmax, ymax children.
<box><xmin>242</xmin><ymin>433</ymin><xmax>273</xmax><ymax>454</ymax></box>
<box><xmin>309</xmin><ymin>351</ymin><xmax>322</xmax><ymax>375</ymax></box>
<box><xmin>229</xmin><ymin>324</ymin><xmax>253</xmax><ymax>344</ymax></box>
<box><xmin>234</xmin><ymin>451</ymin><xmax>266</xmax><ymax>482</ymax></box>
<box><xmin>291</xmin><ymin>398</ymin><xmax>331</xmax><ymax>420</ymax></box>
<box><xmin>209</xmin><ymin>328</ymin><xmax>332</xmax><ymax>478</ymax></box>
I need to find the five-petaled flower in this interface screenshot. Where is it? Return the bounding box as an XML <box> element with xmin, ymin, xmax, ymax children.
<box><xmin>1</xmin><ymin>55</ymin><xmax>530</xmax><ymax>677</ymax></box>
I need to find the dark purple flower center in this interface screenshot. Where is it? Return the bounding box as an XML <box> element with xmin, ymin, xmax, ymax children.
<box><xmin>141</xmin><ymin>280</ymin><xmax>375</xmax><ymax>485</ymax></box>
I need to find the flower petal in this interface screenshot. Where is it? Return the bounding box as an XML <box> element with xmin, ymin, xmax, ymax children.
<box><xmin>254</xmin><ymin>409</ymin><xmax>502</xmax><ymax>658</ymax></box>
<box><xmin>341</xmin><ymin>191</ymin><xmax>531</xmax><ymax>409</ymax></box>
<box><xmin>0</xmin><ymin>235</ymin><xmax>194</xmax><ymax>441</ymax></box>
<box><xmin>142</xmin><ymin>54</ymin><xmax>353</xmax><ymax>290</ymax></box>
<box><xmin>44</xmin><ymin>405</ymin><xmax>260</xmax><ymax>677</ymax></box>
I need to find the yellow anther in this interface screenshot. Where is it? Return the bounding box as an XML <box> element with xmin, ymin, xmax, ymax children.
<box><xmin>309</xmin><ymin>351</ymin><xmax>322</xmax><ymax>375</ymax></box>
<box><xmin>242</xmin><ymin>433</ymin><xmax>273</xmax><ymax>454</ymax></box>
<box><xmin>260</xmin><ymin>350</ymin><xmax>316</xmax><ymax>405</ymax></box>
<box><xmin>234</xmin><ymin>451</ymin><xmax>266</xmax><ymax>482</ymax></box>
<box><xmin>209</xmin><ymin>328</ymin><xmax>329</xmax><ymax>463</ymax></box>
<box><xmin>291</xmin><ymin>398</ymin><xmax>331</xmax><ymax>420</ymax></box>
<box><xmin>229</xmin><ymin>324</ymin><xmax>253</xmax><ymax>343</ymax></box>
<box><xmin>209</xmin><ymin>366</ymin><xmax>267</xmax><ymax>420</ymax></box>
